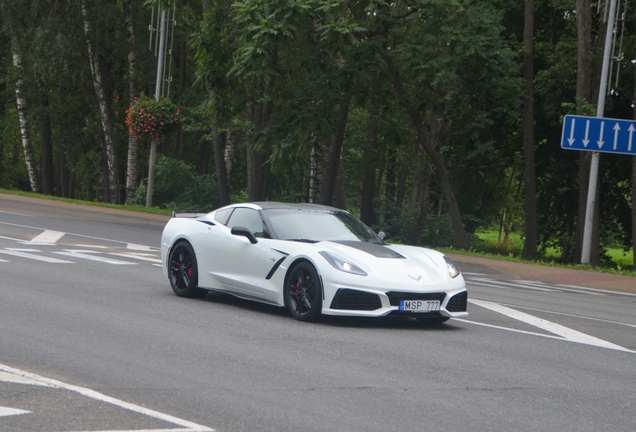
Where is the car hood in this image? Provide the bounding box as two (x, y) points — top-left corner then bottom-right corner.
(320, 241), (453, 286)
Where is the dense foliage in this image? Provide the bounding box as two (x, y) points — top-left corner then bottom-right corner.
(0, 0), (634, 268)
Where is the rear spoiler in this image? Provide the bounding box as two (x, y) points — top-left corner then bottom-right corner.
(171, 210), (207, 218)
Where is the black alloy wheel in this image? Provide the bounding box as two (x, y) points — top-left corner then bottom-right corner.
(169, 242), (206, 298)
(285, 262), (322, 322)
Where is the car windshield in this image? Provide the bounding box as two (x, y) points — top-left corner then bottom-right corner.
(263, 209), (382, 244)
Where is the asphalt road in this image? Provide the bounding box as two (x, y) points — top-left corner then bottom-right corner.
(1, 194), (635, 432)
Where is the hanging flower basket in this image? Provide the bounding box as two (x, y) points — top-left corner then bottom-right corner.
(125, 96), (182, 140)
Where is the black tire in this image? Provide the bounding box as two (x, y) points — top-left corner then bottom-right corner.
(285, 262), (322, 322)
(168, 242), (207, 298)
(416, 315), (450, 325)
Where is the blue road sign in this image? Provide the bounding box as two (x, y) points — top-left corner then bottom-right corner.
(561, 114), (636, 156)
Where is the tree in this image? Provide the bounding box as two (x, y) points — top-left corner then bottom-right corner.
(522, 0), (537, 260)
(80, 0), (120, 204)
(123, 0), (139, 204)
(374, 0), (520, 250)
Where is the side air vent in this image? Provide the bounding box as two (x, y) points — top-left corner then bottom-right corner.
(330, 289), (382, 311)
(446, 291), (468, 312)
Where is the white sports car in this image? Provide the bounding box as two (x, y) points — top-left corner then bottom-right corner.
(161, 202), (468, 323)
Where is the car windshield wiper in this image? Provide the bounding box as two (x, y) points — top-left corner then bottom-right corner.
(286, 238), (320, 243)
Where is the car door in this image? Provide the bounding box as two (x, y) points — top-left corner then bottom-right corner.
(207, 207), (270, 299)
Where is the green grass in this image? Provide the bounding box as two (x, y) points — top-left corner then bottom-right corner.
(464, 229), (636, 277)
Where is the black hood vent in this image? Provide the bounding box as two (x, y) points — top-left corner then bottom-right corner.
(333, 241), (405, 259)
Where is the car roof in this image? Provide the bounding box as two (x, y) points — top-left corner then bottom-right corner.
(249, 201), (344, 212)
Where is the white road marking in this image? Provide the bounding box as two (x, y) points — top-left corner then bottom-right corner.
(555, 283), (636, 297)
(0, 363), (214, 431)
(0, 210), (32, 217)
(467, 278), (557, 292)
(0, 371), (56, 386)
(0, 249), (73, 264)
(0, 406), (31, 418)
(128, 243), (153, 251)
(455, 319), (636, 354)
(466, 277), (609, 295)
(0, 221), (158, 251)
(499, 303), (636, 329)
(55, 250), (136, 265)
(469, 299), (632, 353)
(462, 272), (486, 276)
(27, 230), (65, 244)
(110, 252), (162, 264)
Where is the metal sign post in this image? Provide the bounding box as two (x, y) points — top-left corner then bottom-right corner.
(580, 0), (618, 265)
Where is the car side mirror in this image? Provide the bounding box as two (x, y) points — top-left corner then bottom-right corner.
(378, 231), (390, 241)
(231, 226), (258, 244)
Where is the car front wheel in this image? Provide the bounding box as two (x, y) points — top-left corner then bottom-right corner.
(168, 241), (206, 298)
(285, 262), (322, 322)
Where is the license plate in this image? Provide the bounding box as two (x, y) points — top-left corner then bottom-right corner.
(400, 300), (440, 313)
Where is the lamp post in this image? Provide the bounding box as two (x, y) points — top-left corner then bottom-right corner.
(146, 9), (167, 208)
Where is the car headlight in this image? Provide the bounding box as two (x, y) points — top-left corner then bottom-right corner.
(444, 256), (460, 278)
(319, 251), (367, 276)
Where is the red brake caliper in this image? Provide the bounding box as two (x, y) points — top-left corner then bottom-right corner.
(295, 281), (301, 300)
(187, 267), (193, 279)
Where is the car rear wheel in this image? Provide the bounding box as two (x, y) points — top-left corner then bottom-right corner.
(285, 262), (322, 322)
(169, 242), (206, 298)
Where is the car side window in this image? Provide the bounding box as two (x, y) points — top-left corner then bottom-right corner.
(214, 208), (233, 225)
(226, 208), (267, 238)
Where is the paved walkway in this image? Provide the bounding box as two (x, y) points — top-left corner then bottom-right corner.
(447, 253), (636, 294)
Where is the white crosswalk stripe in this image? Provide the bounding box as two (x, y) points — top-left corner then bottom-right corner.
(0, 249), (73, 264)
(110, 252), (163, 264)
(26, 230), (65, 244)
(54, 250), (137, 265)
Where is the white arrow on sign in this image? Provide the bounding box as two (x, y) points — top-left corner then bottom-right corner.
(613, 122), (620, 150)
(583, 120), (590, 147)
(568, 118), (576, 145)
(597, 121), (605, 148)
(0, 406), (31, 418)
(629, 124), (635, 151)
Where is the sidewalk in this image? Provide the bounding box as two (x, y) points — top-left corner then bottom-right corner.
(446, 253), (636, 294)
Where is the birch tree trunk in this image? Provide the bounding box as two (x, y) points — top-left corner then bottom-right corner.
(521, 0), (537, 260)
(224, 132), (234, 181)
(81, 0), (120, 204)
(309, 140), (322, 203)
(12, 49), (40, 193)
(123, 0), (139, 204)
(212, 131), (230, 206)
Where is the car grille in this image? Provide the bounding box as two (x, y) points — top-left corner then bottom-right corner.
(330, 289), (382, 311)
(446, 291), (467, 312)
(386, 291), (446, 307)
